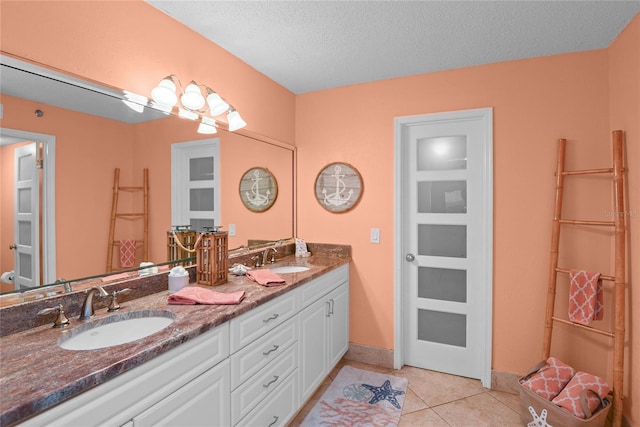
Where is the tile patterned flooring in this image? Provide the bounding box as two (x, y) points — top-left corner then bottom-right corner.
(289, 359), (523, 426)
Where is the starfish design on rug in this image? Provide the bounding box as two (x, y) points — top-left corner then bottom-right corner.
(361, 379), (405, 409)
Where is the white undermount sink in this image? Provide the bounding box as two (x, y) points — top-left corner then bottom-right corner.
(270, 265), (310, 274)
(59, 310), (175, 351)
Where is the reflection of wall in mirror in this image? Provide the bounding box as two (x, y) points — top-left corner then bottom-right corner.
(1, 94), (136, 281)
(133, 118), (293, 252)
(1, 94), (293, 283)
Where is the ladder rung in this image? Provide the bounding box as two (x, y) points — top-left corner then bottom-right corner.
(555, 267), (616, 282)
(115, 213), (146, 218)
(558, 219), (615, 226)
(562, 168), (613, 176)
(118, 186), (144, 191)
(551, 316), (614, 338)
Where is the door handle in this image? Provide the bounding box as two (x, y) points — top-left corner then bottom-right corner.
(9, 244), (17, 250)
(405, 253), (415, 262)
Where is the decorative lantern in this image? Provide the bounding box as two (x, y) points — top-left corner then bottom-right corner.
(167, 226), (198, 267)
(196, 231), (228, 286)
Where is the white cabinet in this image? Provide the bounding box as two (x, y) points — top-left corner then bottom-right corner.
(21, 263), (349, 427)
(132, 359), (230, 426)
(299, 265), (350, 403)
(21, 324), (229, 427)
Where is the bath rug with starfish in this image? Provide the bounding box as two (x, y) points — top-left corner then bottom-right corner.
(301, 365), (408, 427)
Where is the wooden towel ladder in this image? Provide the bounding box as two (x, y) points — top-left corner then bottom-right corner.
(106, 168), (149, 272)
(542, 130), (627, 427)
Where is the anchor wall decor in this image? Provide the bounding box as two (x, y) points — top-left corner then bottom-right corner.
(239, 167), (278, 212)
(315, 162), (363, 213)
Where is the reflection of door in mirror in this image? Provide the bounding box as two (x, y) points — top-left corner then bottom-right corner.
(0, 128), (56, 292)
(171, 139), (221, 233)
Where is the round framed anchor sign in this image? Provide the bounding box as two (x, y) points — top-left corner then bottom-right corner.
(314, 162), (363, 213)
(239, 167), (278, 212)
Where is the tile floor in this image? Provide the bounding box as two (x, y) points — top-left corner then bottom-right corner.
(289, 359), (524, 427)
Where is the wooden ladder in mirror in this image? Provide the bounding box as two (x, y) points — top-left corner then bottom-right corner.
(106, 168), (149, 272)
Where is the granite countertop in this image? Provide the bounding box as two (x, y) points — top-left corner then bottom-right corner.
(0, 254), (349, 426)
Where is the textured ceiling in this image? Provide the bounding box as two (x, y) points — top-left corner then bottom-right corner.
(146, 1), (639, 94)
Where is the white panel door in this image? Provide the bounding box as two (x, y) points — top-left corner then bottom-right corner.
(396, 108), (492, 385)
(171, 139), (220, 232)
(13, 143), (39, 289)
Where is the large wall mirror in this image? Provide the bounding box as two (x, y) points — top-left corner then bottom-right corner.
(0, 54), (294, 300)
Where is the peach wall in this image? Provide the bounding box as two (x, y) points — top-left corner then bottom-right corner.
(296, 16), (638, 423)
(0, 0), (295, 145)
(609, 14), (639, 426)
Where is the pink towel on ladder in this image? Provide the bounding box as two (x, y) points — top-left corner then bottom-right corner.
(568, 270), (604, 325)
(119, 240), (136, 268)
(246, 269), (286, 287)
(168, 286), (245, 305)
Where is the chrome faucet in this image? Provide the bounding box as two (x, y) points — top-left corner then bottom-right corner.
(262, 247), (278, 265)
(79, 286), (108, 320)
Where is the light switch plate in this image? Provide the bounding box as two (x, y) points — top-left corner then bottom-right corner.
(370, 228), (380, 244)
(229, 224), (236, 236)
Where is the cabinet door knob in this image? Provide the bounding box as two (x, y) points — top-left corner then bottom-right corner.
(405, 253), (415, 262)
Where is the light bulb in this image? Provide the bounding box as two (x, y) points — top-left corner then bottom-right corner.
(206, 91), (230, 116)
(151, 77), (177, 107)
(181, 81), (205, 110)
(227, 109), (247, 131)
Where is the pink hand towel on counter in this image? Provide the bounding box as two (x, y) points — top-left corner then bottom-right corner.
(246, 269), (286, 287)
(168, 286), (245, 305)
(568, 270), (603, 325)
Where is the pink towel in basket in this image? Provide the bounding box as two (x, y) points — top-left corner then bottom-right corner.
(521, 357), (575, 401)
(168, 286), (245, 305)
(246, 269), (286, 287)
(552, 371), (610, 419)
(119, 240), (136, 268)
(568, 270), (604, 325)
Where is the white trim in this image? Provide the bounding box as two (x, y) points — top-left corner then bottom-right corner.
(1, 127), (56, 284)
(393, 108), (493, 387)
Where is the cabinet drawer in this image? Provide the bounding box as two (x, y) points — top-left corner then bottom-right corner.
(230, 316), (298, 390)
(235, 369), (298, 427)
(230, 290), (298, 352)
(299, 264), (349, 307)
(231, 343), (297, 425)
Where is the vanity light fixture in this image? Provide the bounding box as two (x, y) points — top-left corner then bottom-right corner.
(151, 75), (246, 133)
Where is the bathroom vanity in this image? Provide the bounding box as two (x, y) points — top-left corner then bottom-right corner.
(0, 255), (350, 426)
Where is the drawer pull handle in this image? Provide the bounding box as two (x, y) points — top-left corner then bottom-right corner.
(268, 416), (279, 427)
(326, 301), (331, 317)
(329, 298), (335, 315)
(263, 375), (279, 388)
(263, 313), (279, 323)
(263, 345), (280, 356)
